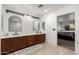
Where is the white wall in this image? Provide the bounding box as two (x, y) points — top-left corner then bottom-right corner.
(0, 4), (2, 54)
(75, 7), (79, 54)
(2, 5), (36, 35)
(0, 5), (2, 33)
(42, 13), (57, 46)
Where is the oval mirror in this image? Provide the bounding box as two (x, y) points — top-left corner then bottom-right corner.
(33, 20), (40, 33)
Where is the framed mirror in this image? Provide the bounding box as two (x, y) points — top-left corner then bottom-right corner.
(42, 21), (45, 31)
(33, 20), (40, 33)
(9, 16), (22, 32)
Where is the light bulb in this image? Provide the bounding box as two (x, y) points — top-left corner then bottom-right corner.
(44, 9), (47, 13)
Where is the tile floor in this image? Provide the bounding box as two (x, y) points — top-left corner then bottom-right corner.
(9, 43), (76, 55)
(58, 39), (75, 51)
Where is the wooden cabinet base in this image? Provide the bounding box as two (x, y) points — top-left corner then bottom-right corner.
(1, 34), (45, 55)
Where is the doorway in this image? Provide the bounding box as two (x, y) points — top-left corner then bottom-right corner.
(57, 12), (75, 51)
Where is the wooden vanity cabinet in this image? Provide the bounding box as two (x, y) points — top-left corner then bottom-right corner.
(1, 37), (28, 55)
(1, 34), (45, 55)
(1, 38), (15, 54)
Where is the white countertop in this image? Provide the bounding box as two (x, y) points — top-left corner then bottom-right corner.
(0, 33), (45, 39)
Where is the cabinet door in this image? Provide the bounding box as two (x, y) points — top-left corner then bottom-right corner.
(19, 36), (28, 48)
(14, 37), (20, 50)
(41, 34), (45, 42)
(1, 38), (15, 54)
(27, 35), (35, 46)
(14, 36), (28, 50)
(34, 34), (45, 44)
(23, 36), (28, 47)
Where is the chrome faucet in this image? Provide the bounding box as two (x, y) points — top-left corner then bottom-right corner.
(13, 32), (19, 36)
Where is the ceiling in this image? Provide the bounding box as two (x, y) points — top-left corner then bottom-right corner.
(3, 4), (69, 17)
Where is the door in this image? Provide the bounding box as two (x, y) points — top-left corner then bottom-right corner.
(45, 14), (57, 46)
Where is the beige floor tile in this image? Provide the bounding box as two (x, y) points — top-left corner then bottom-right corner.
(9, 43), (75, 55)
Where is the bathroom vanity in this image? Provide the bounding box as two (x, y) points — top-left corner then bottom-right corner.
(1, 33), (45, 55)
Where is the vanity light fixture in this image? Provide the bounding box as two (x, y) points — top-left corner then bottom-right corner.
(6, 9), (40, 19)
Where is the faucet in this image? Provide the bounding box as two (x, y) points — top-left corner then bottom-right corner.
(13, 32), (19, 36)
